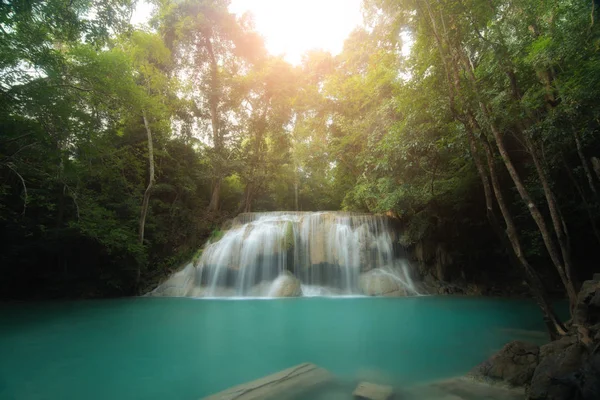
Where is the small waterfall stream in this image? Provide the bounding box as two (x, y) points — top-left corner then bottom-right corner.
(151, 212), (419, 298)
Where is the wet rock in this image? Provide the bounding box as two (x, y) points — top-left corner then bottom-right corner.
(579, 353), (600, 400)
(574, 279), (600, 326)
(353, 382), (394, 400)
(148, 264), (195, 297)
(539, 335), (577, 362)
(268, 271), (302, 297)
(528, 342), (586, 400)
(359, 270), (407, 296)
(467, 340), (539, 388)
(413, 377), (525, 400)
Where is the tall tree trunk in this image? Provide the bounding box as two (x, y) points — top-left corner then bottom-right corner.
(243, 184), (253, 213)
(458, 51), (578, 310)
(480, 136), (565, 337)
(522, 133), (579, 300)
(421, 0), (569, 325)
(561, 154), (600, 246)
(573, 129), (598, 196)
(294, 180), (299, 211)
(592, 157), (600, 181)
(205, 35), (222, 213)
(463, 114), (565, 337)
(137, 110), (155, 288)
(237, 183), (254, 214)
(209, 177), (221, 213)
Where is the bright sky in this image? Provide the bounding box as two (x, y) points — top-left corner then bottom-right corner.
(229, 0), (363, 64)
(132, 0), (364, 65)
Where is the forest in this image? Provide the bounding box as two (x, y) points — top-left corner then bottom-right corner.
(1, 0), (599, 320)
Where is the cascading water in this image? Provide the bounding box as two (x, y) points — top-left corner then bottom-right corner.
(150, 212), (419, 298)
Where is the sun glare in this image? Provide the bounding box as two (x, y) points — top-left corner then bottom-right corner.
(229, 0), (364, 65)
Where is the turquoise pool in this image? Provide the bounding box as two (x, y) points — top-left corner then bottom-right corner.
(0, 296), (555, 399)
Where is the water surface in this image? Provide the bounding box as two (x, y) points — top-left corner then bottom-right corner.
(0, 296), (553, 400)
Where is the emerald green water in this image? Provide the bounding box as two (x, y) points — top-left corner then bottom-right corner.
(0, 296), (553, 400)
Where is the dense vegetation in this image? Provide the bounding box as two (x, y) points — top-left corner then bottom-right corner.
(1, 0), (599, 320)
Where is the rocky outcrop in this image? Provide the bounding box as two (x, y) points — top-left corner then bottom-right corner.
(528, 342), (587, 400)
(463, 275), (600, 400)
(468, 341), (540, 388)
(268, 271), (302, 297)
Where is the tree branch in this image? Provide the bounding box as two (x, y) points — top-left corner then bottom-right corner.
(5, 162), (27, 215)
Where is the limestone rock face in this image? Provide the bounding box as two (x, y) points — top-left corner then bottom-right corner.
(268, 271), (302, 297)
(468, 340), (540, 388)
(359, 270), (407, 296)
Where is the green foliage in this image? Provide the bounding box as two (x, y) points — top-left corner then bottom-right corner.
(2, 0), (599, 299)
(209, 229), (225, 243)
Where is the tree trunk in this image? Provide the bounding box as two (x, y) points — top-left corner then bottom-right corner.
(424, 0), (573, 322)
(592, 157), (600, 181)
(294, 180), (299, 212)
(573, 129), (598, 196)
(561, 154), (600, 246)
(208, 177), (221, 213)
(421, 0), (568, 327)
(480, 135), (565, 337)
(237, 183), (254, 214)
(457, 51), (578, 310)
(205, 35), (223, 213)
(243, 184), (253, 213)
(137, 110), (155, 288)
(523, 133), (579, 301)
(463, 114), (565, 337)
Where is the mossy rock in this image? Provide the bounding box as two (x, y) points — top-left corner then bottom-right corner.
(192, 248), (203, 267)
(209, 229), (225, 243)
(282, 221), (294, 251)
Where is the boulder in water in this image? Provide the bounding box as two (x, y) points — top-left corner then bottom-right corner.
(268, 271), (302, 297)
(467, 340), (539, 388)
(359, 269), (408, 296)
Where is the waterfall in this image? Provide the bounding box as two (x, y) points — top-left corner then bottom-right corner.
(150, 212), (419, 298)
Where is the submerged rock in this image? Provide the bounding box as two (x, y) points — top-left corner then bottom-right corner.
(467, 340), (540, 388)
(202, 362), (333, 400)
(353, 381), (394, 400)
(409, 377), (525, 400)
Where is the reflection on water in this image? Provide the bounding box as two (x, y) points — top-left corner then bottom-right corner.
(0, 296), (554, 400)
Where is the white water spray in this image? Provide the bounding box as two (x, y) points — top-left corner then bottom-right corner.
(151, 212), (419, 298)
